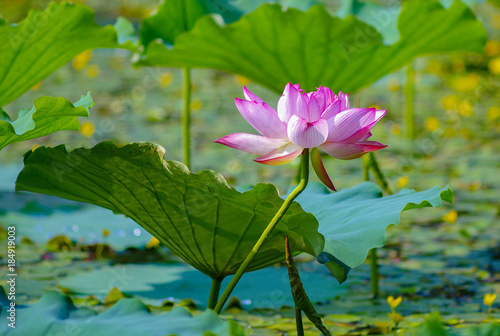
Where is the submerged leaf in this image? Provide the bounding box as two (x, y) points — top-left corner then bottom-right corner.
(293, 182), (453, 283)
(0, 2), (134, 106)
(16, 142), (324, 280)
(0, 93), (93, 150)
(0, 291), (245, 335)
(137, 1), (486, 93)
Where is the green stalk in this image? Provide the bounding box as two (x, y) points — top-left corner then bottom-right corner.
(214, 149), (310, 314)
(182, 67), (192, 169)
(367, 152), (392, 196)
(370, 248), (379, 299)
(295, 308), (305, 336)
(207, 278), (222, 310)
(405, 62), (415, 140)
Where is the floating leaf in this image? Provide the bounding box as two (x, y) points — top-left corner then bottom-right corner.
(0, 2), (134, 106)
(137, 1), (486, 93)
(0, 291), (245, 336)
(293, 182), (453, 283)
(0, 93), (93, 151)
(16, 142), (324, 280)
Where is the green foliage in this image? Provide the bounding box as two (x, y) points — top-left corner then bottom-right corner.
(0, 2), (133, 107)
(0, 93), (93, 151)
(294, 182), (453, 283)
(137, 0), (486, 93)
(0, 291), (245, 335)
(15, 142), (324, 280)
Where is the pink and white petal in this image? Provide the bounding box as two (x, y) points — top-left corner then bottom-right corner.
(321, 100), (341, 120)
(243, 86), (264, 103)
(320, 141), (387, 160)
(277, 83), (308, 122)
(235, 98), (288, 139)
(341, 109), (386, 142)
(287, 115), (329, 148)
(307, 96), (322, 122)
(338, 92), (350, 110)
(254, 143), (303, 165)
(214, 133), (287, 155)
(311, 147), (336, 191)
(326, 108), (377, 142)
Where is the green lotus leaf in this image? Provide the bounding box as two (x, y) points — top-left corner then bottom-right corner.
(0, 93), (93, 151)
(140, 0), (243, 47)
(0, 2), (134, 107)
(293, 182), (453, 283)
(0, 291), (245, 336)
(15, 142), (324, 280)
(137, 0), (486, 93)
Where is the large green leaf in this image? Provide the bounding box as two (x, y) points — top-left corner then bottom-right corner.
(137, 0), (487, 93)
(0, 93), (93, 150)
(0, 291), (245, 336)
(15, 142), (324, 280)
(0, 2), (133, 107)
(140, 0), (243, 47)
(293, 182), (453, 283)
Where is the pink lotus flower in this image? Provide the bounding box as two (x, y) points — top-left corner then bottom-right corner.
(215, 83), (387, 190)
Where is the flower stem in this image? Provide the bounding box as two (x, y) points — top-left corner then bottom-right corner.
(207, 278), (222, 310)
(213, 149), (310, 314)
(182, 67), (192, 169)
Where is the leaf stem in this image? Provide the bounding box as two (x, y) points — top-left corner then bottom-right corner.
(367, 152), (392, 196)
(182, 67), (192, 169)
(295, 308), (305, 336)
(207, 278), (222, 310)
(370, 248), (379, 299)
(405, 63), (415, 140)
(213, 149), (310, 314)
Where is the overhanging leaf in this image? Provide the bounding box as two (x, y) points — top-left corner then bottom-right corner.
(137, 0), (487, 93)
(293, 182), (453, 283)
(15, 142), (324, 280)
(0, 93), (93, 150)
(0, 291), (245, 336)
(0, 2), (134, 107)
(140, 0), (243, 47)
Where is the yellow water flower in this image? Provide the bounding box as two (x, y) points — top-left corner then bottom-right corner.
(390, 123), (401, 135)
(79, 122), (95, 138)
(159, 72), (174, 87)
(484, 293), (496, 307)
(452, 73), (479, 92)
(146, 237), (160, 249)
(425, 117), (440, 132)
(485, 40), (500, 57)
(85, 64), (100, 78)
(452, 59), (465, 73)
(387, 296), (402, 310)
(458, 100), (473, 117)
(397, 176), (409, 188)
(189, 99), (202, 112)
(374, 321), (390, 335)
(31, 82), (41, 91)
(489, 57), (500, 75)
(72, 50), (92, 71)
(488, 106), (500, 120)
(427, 59), (442, 74)
(442, 95), (459, 110)
(102, 229), (110, 237)
(388, 312), (405, 324)
(443, 210), (457, 223)
(387, 77), (400, 91)
(235, 75), (251, 86)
